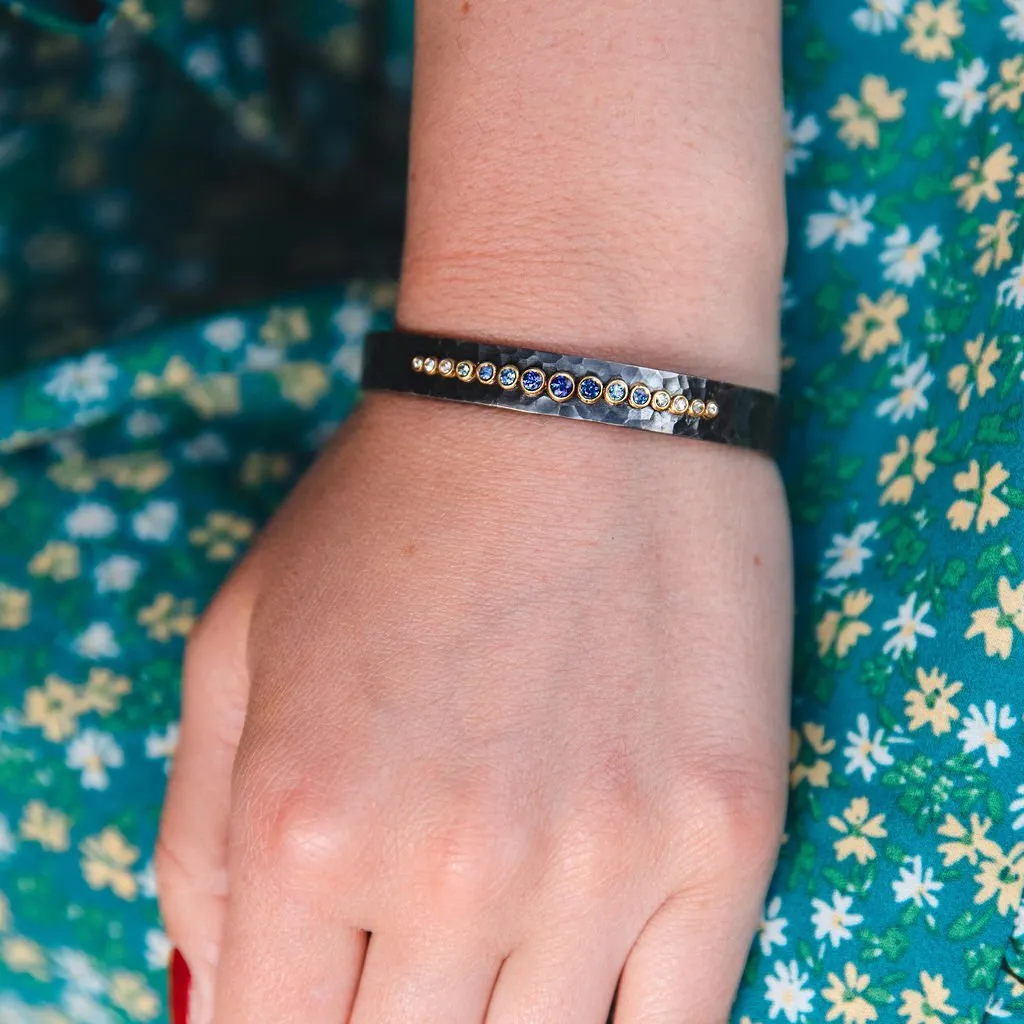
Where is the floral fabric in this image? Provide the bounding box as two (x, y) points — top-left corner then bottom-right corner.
(0, 0), (1023, 1022)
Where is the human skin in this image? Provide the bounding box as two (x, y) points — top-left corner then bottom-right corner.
(155, 2), (792, 1022)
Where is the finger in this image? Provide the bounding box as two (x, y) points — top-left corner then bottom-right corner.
(612, 889), (764, 1024)
(484, 922), (629, 1024)
(347, 931), (501, 1024)
(155, 557), (260, 1024)
(211, 873), (367, 1024)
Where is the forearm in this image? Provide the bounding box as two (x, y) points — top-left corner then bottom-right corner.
(397, 0), (785, 391)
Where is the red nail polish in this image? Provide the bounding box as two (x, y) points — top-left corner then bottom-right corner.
(169, 948), (191, 1024)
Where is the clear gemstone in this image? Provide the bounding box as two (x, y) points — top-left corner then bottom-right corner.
(411, 356), (424, 371)
(669, 395), (688, 414)
(704, 400), (719, 419)
(456, 360), (474, 378)
(423, 357), (437, 374)
(690, 399), (706, 417)
(439, 358), (455, 375)
(652, 390), (671, 410)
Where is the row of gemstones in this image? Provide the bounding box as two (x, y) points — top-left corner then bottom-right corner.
(410, 355), (719, 418)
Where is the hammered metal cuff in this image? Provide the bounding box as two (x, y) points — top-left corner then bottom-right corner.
(361, 330), (778, 454)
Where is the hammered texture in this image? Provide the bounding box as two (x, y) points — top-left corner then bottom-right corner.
(361, 331), (778, 453)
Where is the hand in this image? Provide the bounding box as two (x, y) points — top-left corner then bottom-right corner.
(156, 389), (793, 1024)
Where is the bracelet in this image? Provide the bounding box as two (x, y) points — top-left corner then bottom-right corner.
(360, 330), (778, 454)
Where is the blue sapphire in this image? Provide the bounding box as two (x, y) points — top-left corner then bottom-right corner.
(521, 369), (545, 393)
(629, 385), (652, 408)
(499, 366), (519, 388)
(579, 376), (603, 402)
(477, 362), (496, 383)
(605, 380), (627, 404)
(548, 372), (575, 401)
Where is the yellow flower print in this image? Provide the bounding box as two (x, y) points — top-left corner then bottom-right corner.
(946, 334), (1001, 410)
(937, 812), (1000, 867)
(0, 891), (9, 931)
(988, 55), (1024, 114)
(182, 374), (241, 419)
(240, 452), (293, 487)
(952, 143), (1018, 212)
(816, 590), (873, 659)
(116, 0), (155, 32)
(1, 936), (48, 981)
(0, 583), (30, 630)
(1018, 171), (1024, 199)
(965, 576), (1024, 659)
(47, 452), (101, 493)
(97, 452), (172, 492)
(822, 962), (877, 1024)
(0, 470), (17, 508)
(132, 355), (195, 398)
(898, 972), (956, 1023)
(28, 541), (81, 582)
(904, 667), (962, 735)
(138, 594), (196, 642)
(80, 826), (139, 899)
(829, 75), (906, 150)
(877, 429), (937, 505)
(260, 306), (312, 347)
(23, 674), (82, 742)
(829, 796), (888, 865)
(189, 511), (254, 561)
(973, 211), (1018, 277)
(275, 362), (330, 410)
(902, 0), (963, 60)
(973, 841), (1024, 917)
(790, 722), (836, 789)
(324, 24), (365, 74)
(110, 971), (160, 1022)
(946, 460), (1011, 534)
(79, 667), (132, 716)
(842, 290), (909, 360)
(19, 800), (71, 852)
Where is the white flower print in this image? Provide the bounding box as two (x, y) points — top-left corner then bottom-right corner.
(824, 521), (878, 579)
(53, 948), (107, 995)
(94, 555), (141, 593)
(937, 59), (989, 126)
(0, 813), (15, 859)
(806, 192), (875, 251)
(203, 316), (246, 351)
(65, 502), (118, 539)
(986, 996), (1012, 1020)
(136, 860), (158, 899)
(73, 622), (120, 660)
(875, 353), (934, 422)
(182, 432), (231, 463)
(882, 593), (936, 658)
(66, 729), (124, 790)
(1002, 0), (1024, 41)
(997, 260), (1024, 309)
(892, 854), (943, 907)
(132, 500), (179, 542)
(851, 0), (906, 33)
(784, 109), (820, 175)
(125, 409), (166, 439)
(810, 891), (864, 948)
(765, 960), (814, 1022)
(43, 352), (117, 406)
(184, 43), (224, 83)
(758, 896), (789, 956)
(145, 929), (172, 971)
(1010, 784), (1024, 830)
(61, 991), (117, 1024)
(880, 224), (942, 286)
(843, 712), (895, 781)
(332, 300), (372, 343)
(145, 722), (179, 772)
(957, 701), (1016, 767)
(245, 344), (284, 370)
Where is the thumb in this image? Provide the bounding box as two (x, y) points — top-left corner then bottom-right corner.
(156, 556), (259, 1024)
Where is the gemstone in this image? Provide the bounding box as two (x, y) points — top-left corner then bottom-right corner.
(628, 384), (652, 409)
(498, 365), (519, 389)
(477, 362), (497, 383)
(456, 360), (475, 379)
(548, 372), (575, 401)
(423, 357), (438, 374)
(411, 356), (424, 372)
(605, 379), (628, 405)
(669, 395), (689, 415)
(439, 358), (455, 376)
(704, 400), (719, 419)
(689, 399), (706, 417)
(651, 389), (671, 411)
(578, 376), (603, 403)
(521, 368), (545, 394)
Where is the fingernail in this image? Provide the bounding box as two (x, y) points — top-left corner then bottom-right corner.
(169, 949), (191, 1024)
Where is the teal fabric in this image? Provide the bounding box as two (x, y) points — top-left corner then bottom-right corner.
(0, 1), (1023, 1022)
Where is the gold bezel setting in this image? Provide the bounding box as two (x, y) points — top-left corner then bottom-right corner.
(438, 357), (456, 377)
(547, 372), (576, 402)
(498, 364), (520, 390)
(422, 356), (438, 375)
(578, 375), (604, 404)
(689, 399), (706, 417)
(476, 361), (497, 384)
(628, 384), (653, 409)
(669, 395), (689, 415)
(411, 356), (424, 372)
(704, 400), (719, 419)
(520, 367), (547, 396)
(651, 389), (671, 411)
(455, 360), (475, 380)
(604, 379), (628, 406)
